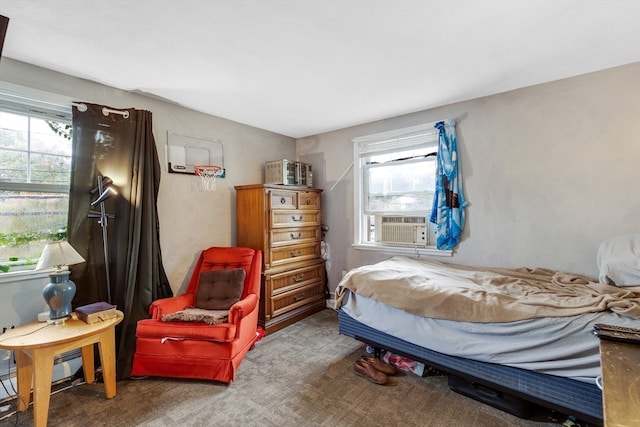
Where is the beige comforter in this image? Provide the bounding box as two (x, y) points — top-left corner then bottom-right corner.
(335, 256), (640, 322)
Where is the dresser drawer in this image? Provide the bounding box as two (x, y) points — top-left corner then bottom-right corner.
(267, 262), (325, 296)
(270, 226), (322, 247)
(270, 210), (321, 228)
(297, 190), (321, 210)
(269, 281), (325, 318)
(269, 242), (321, 267)
(269, 189), (298, 210)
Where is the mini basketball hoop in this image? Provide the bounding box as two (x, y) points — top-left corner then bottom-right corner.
(194, 165), (223, 191)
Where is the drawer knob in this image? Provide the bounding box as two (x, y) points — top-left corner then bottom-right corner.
(292, 215), (303, 222)
(280, 197), (286, 204)
(306, 198), (311, 205)
(293, 293), (305, 302)
(290, 250), (302, 257)
(290, 232), (302, 239)
(292, 273), (305, 282)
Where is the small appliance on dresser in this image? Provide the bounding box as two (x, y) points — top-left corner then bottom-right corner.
(235, 183), (326, 334)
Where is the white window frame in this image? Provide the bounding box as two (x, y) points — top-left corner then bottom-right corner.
(0, 82), (73, 277)
(352, 122), (452, 257)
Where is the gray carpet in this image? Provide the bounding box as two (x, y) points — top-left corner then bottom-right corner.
(1, 309), (576, 426)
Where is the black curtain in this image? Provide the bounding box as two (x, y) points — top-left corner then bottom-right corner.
(68, 103), (172, 379)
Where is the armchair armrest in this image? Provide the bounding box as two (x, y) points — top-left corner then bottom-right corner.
(228, 293), (258, 324)
(149, 294), (194, 319)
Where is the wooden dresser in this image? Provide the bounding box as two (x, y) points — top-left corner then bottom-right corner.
(599, 339), (640, 426)
(235, 184), (326, 334)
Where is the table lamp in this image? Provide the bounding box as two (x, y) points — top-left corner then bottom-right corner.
(35, 241), (86, 323)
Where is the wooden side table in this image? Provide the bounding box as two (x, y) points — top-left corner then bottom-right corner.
(0, 311), (124, 427)
(599, 339), (640, 427)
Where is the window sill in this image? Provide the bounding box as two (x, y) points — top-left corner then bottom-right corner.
(0, 268), (52, 285)
(352, 243), (452, 257)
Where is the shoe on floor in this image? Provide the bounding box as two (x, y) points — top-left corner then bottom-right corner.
(360, 356), (397, 376)
(353, 360), (388, 385)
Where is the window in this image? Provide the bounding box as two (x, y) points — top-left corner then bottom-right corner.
(353, 122), (450, 256)
(0, 83), (72, 272)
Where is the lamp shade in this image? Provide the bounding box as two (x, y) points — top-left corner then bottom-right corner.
(89, 176), (113, 195)
(90, 186), (117, 207)
(36, 241), (86, 271)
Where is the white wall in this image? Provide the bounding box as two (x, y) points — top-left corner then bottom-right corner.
(297, 63), (640, 293)
(0, 58), (296, 319)
(1, 59), (639, 314)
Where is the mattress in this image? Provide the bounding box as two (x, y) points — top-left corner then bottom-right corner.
(339, 289), (640, 383)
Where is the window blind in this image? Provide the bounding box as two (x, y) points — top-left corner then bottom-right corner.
(0, 81), (71, 121)
(355, 122), (439, 157)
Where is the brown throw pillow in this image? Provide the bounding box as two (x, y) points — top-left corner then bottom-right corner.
(195, 268), (246, 310)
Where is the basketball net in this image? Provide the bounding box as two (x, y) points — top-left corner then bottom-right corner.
(194, 165), (222, 191)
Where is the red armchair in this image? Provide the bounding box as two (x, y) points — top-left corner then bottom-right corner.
(131, 246), (262, 383)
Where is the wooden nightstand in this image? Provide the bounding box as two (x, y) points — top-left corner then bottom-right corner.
(599, 339), (640, 426)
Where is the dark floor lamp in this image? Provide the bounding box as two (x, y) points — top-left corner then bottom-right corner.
(88, 176), (117, 304)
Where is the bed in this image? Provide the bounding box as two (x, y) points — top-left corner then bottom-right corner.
(335, 234), (640, 425)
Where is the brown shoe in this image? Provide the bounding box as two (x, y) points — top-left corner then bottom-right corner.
(353, 360), (388, 385)
(360, 356), (397, 376)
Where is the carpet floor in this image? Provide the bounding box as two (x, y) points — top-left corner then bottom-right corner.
(0, 309), (590, 426)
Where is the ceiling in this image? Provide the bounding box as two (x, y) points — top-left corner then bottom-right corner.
(2, 1), (639, 138)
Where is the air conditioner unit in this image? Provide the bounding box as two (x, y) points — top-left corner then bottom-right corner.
(374, 215), (430, 246)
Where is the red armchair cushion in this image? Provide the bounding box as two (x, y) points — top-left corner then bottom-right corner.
(196, 268), (245, 310)
(136, 318), (237, 342)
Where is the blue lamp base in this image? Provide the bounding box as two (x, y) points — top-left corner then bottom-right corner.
(42, 271), (76, 324)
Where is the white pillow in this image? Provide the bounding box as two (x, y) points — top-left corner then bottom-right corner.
(597, 233), (640, 287)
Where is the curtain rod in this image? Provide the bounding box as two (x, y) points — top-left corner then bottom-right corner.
(71, 102), (130, 119)
(71, 102), (87, 112)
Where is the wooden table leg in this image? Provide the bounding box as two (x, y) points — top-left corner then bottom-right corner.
(31, 348), (55, 427)
(97, 327), (117, 398)
(14, 350), (33, 412)
(80, 343), (95, 383)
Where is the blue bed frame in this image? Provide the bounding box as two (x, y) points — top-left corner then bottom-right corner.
(338, 309), (603, 425)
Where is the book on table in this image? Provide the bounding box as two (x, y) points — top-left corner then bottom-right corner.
(76, 301), (117, 324)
